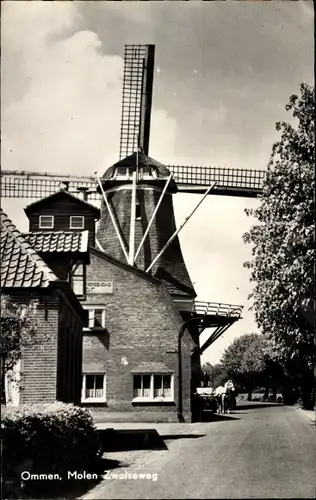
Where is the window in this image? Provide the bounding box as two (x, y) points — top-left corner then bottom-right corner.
(138, 166), (155, 180)
(82, 306), (106, 330)
(70, 263), (85, 297)
(132, 374), (173, 401)
(70, 216), (84, 229)
(39, 215), (54, 229)
(81, 374), (106, 402)
(135, 204), (142, 221)
(115, 167), (129, 179)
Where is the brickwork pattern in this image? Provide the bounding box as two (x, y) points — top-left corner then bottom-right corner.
(7, 289), (83, 405)
(81, 249), (195, 422)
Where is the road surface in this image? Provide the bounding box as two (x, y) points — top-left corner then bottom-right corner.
(84, 404), (316, 499)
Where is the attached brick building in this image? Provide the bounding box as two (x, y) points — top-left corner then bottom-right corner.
(81, 248), (195, 422)
(19, 187), (200, 422)
(1, 209), (85, 405)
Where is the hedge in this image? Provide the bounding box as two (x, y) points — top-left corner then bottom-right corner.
(2, 402), (102, 481)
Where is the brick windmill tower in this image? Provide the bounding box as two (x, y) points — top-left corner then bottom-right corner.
(1, 44), (266, 355)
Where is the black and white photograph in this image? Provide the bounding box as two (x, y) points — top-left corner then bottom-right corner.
(1, 1), (315, 499)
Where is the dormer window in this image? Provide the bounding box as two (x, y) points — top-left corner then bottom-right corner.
(39, 215), (54, 229)
(115, 167), (129, 179)
(70, 216), (84, 229)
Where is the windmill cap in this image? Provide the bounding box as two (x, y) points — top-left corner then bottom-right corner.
(99, 152), (177, 193)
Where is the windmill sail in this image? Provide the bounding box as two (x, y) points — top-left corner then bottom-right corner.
(0, 166), (265, 200)
(119, 45), (155, 159)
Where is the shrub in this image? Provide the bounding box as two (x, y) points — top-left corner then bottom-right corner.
(1, 402), (102, 480)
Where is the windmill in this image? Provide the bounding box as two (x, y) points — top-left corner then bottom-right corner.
(1, 44), (266, 353)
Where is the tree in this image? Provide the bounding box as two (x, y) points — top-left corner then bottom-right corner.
(243, 83), (315, 408)
(221, 333), (271, 400)
(0, 295), (38, 403)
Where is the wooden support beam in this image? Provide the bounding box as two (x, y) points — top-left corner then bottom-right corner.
(129, 171), (137, 265)
(146, 182), (216, 273)
(134, 173), (173, 264)
(97, 177), (129, 264)
(200, 323), (232, 354)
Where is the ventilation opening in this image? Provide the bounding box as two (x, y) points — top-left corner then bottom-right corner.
(136, 204), (142, 221)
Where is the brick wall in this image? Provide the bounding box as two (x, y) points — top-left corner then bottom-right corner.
(5, 288), (83, 405)
(81, 249), (195, 422)
(15, 291), (60, 404)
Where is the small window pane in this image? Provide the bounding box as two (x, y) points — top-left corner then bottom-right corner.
(95, 375), (104, 397)
(143, 375), (151, 389)
(39, 216), (54, 228)
(154, 375), (162, 390)
(95, 375), (104, 390)
(117, 167), (128, 177)
(88, 310), (94, 328)
(143, 375), (151, 397)
(133, 375), (142, 398)
(72, 277), (84, 296)
(86, 375), (94, 389)
(134, 375), (141, 389)
(163, 375), (171, 397)
(136, 204), (142, 220)
(85, 375), (94, 398)
(72, 264), (84, 276)
(163, 375), (171, 389)
(70, 216), (84, 229)
(154, 375), (163, 398)
(94, 310), (104, 327)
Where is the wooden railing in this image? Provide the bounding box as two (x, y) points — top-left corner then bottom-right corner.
(193, 301), (243, 318)
(173, 299), (243, 318)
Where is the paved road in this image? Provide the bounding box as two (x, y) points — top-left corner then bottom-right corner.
(84, 405), (316, 499)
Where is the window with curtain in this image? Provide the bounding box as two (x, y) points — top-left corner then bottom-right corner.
(133, 374), (172, 400)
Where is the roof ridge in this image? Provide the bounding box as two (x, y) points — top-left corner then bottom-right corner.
(1, 209), (58, 283)
(24, 190), (100, 216)
(90, 246), (163, 286)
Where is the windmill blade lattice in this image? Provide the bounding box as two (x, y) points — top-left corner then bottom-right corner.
(0, 166), (266, 200)
(119, 45), (155, 159)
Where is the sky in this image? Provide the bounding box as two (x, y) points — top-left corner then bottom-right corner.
(1, 0), (314, 365)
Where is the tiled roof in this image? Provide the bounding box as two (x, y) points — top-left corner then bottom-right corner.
(23, 231), (89, 253)
(1, 209), (58, 288)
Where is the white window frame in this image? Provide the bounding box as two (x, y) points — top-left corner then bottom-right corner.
(39, 215), (54, 229)
(132, 373), (174, 402)
(81, 373), (106, 403)
(70, 216), (85, 229)
(82, 305), (106, 331)
(138, 166), (155, 180)
(114, 167), (129, 180)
